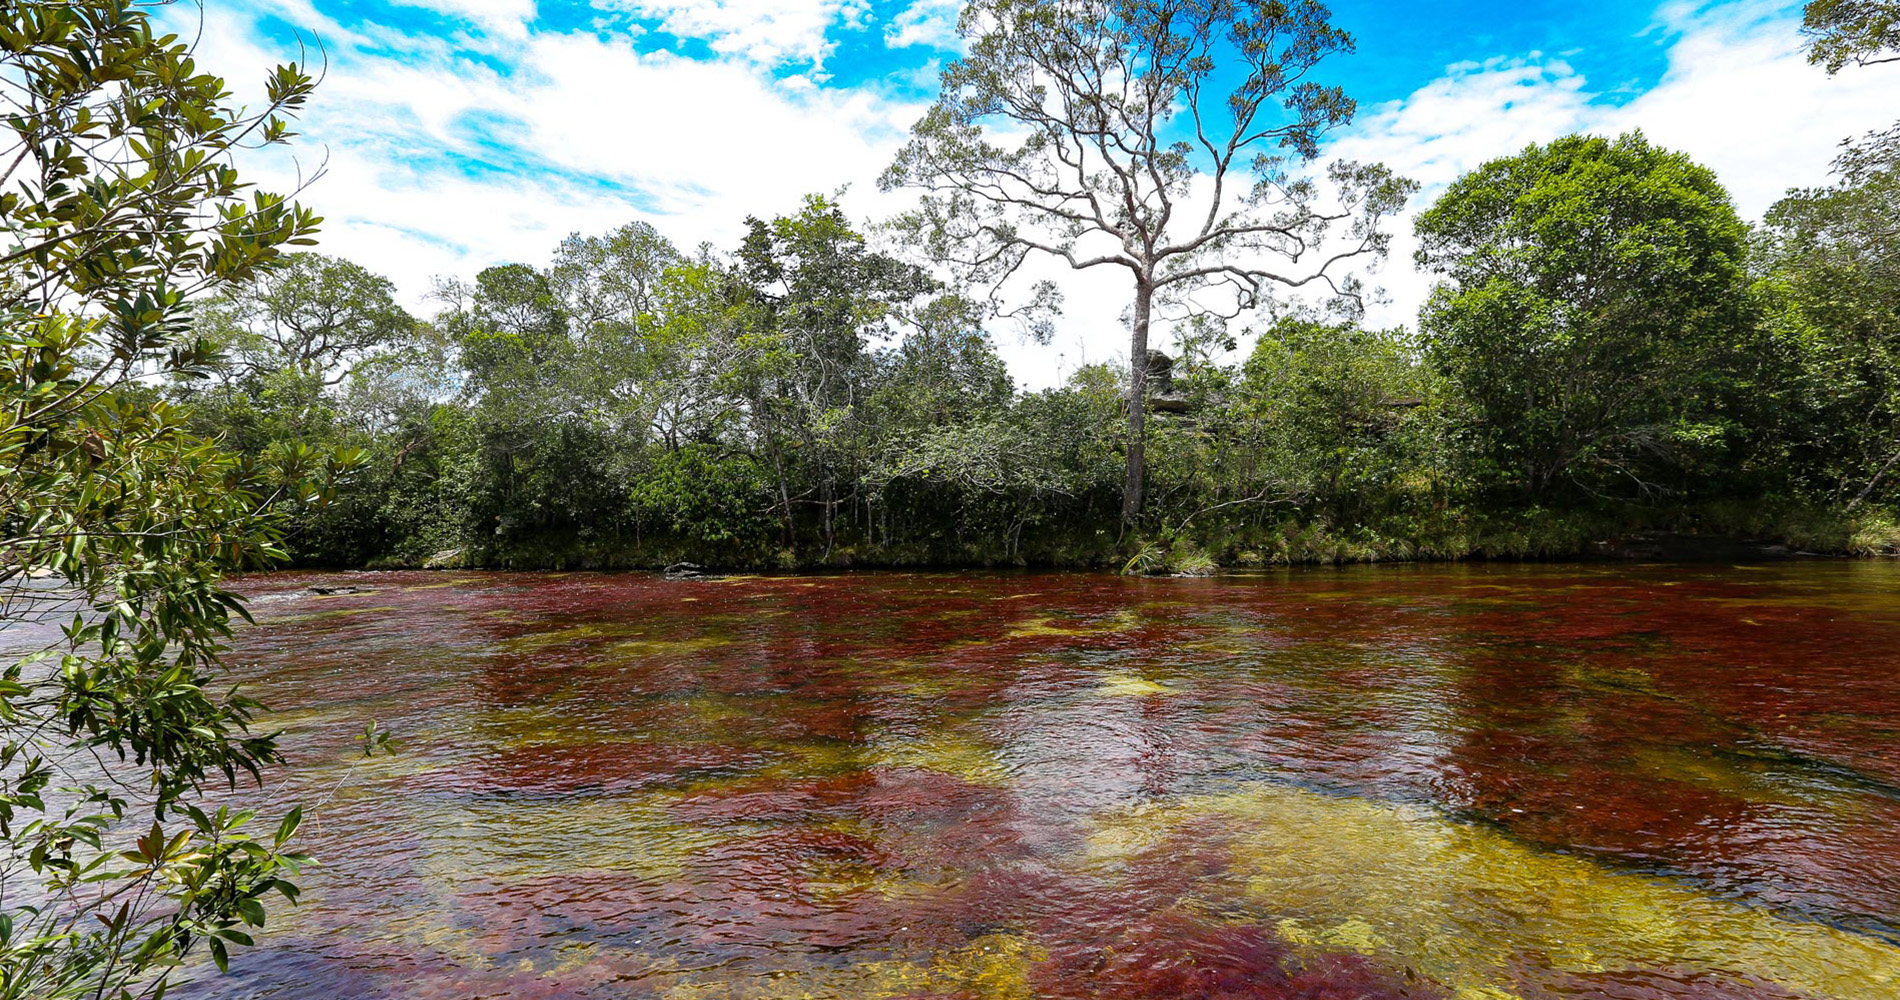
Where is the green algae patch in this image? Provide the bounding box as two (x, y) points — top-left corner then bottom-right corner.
(1628, 744), (1863, 812)
(606, 635), (731, 660)
(654, 933), (1044, 1000)
(258, 604), (402, 625)
(866, 660), (994, 700)
(494, 621), (636, 652)
(1702, 592), (1900, 616)
(248, 694), (420, 737)
(1082, 784), (1900, 1000)
(1003, 616), (1091, 639)
(1564, 661), (1669, 698)
(873, 729), (1013, 786)
(418, 793), (748, 884)
(489, 623), (733, 664)
(1005, 608), (1141, 639)
(456, 701), (608, 750)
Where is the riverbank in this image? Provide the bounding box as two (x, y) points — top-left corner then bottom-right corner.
(347, 505), (1900, 573)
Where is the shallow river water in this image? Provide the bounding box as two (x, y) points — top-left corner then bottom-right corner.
(162, 564), (1900, 999)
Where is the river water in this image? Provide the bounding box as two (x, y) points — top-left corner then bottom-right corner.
(158, 564), (1900, 999)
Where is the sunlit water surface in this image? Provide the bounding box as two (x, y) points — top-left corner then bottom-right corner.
(122, 565), (1900, 998)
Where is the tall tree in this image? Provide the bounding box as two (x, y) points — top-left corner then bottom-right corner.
(0, 2), (342, 997)
(1799, 0), (1899, 270)
(736, 195), (936, 549)
(548, 221), (681, 338)
(1239, 312), (1441, 520)
(639, 254), (756, 450)
(545, 223), (685, 434)
(443, 263), (573, 394)
(437, 264), (613, 539)
(881, 0), (1414, 521)
(196, 253), (416, 385)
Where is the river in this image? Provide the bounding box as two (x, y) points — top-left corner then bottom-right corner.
(158, 564), (1900, 999)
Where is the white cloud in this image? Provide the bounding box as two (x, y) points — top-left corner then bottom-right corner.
(604, 0), (871, 69)
(885, 0), (962, 50)
(179, 0), (1898, 390)
(183, 1), (927, 322)
(1606, 0), (1895, 215)
(508, 35), (910, 218)
(389, 0), (537, 39)
(1323, 0), (1897, 334)
(1330, 56), (1596, 192)
(1320, 54), (1601, 333)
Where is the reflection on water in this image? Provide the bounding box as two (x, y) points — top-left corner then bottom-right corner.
(160, 564), (1900, 999)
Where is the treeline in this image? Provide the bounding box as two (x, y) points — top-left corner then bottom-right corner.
(170, 132), (1900, 570)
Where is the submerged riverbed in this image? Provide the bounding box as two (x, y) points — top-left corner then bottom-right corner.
(165, 564), (1900, 999)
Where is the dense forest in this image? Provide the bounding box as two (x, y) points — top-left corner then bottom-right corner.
(81, 0), (1888, 574)
(173, 126), (1900, 571)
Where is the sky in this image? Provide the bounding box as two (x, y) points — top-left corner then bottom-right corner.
(177, 0), (1898, 389)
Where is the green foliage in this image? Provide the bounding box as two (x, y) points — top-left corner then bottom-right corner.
(869, 295), (1013, 428)
(0, 3), (345, 996)
(882, 0), (1416, 520)
(195, 253), (416, 385)
(449, 263), (574, 393)
(1415, 131), (1758, 502)
(153, 130), (1900, 574)
(174, 250), (445, 565)
(1238, 314), (1448, 523)
(1802, 0), (1900, 72)
(629, 446), (773, 546)
(129, 68), (1899, 579)
(548, 220), (679, 340)
(231, 154), (1900, 572)
(1755, 124), (1900, 510)
(733, 195), (944, 551)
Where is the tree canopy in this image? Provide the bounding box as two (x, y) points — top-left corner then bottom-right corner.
(1803, 0), (1900, 72)
(197, 253), (416, 385)
(1414, 132), (1756, 501)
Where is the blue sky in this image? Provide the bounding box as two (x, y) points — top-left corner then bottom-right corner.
(226, 0), (1680, 105)
(182, 0), (1896, 386)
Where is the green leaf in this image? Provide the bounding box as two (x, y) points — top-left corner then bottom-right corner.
(273, 805), (301, 847)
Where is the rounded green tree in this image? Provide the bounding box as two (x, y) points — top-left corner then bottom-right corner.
(1414, 131), (1755, 502)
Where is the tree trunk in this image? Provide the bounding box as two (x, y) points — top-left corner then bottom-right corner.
(770, 445), (794, 548)
(1123, 278), (1153, 523)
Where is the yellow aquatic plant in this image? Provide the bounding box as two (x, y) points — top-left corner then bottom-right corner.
(873, 728), (1014, 786)
(1004, 608), (1142, 639)
(607, 635), (733, 660)
(401, 577), (485, 590)
(1096, 674), (1172, 697)
(1084, 784), (1900, 1000)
